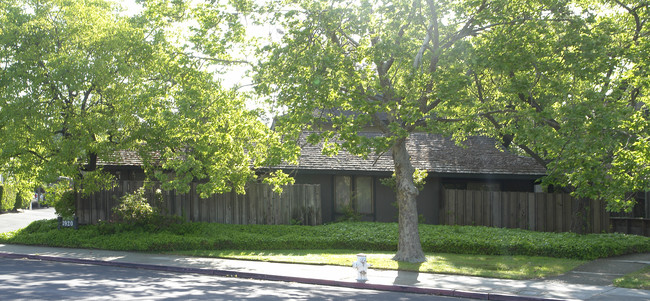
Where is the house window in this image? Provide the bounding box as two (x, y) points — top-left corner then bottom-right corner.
(335, 175), (373, 214)
(355, 176), (373, 214)
(335, 176), (352, 213)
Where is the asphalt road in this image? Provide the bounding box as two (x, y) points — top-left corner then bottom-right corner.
(0, 258), (473, 301)
(0, 207), (57, 233)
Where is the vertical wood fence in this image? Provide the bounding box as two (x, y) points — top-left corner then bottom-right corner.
(442, 189), (610, 233)
(610, 218), (650, 236)
(77, 181), (321, 226)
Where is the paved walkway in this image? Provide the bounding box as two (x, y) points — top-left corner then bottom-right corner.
(1, 209), (649, 300)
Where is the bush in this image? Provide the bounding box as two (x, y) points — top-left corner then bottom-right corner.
(39, 193), (54, 207)
(0, 185), (4, 212)
(12, 192), (29, 211)
(1, 184), (19, 212)
(54, 190), (76, 218)
(22, 219), (58, 233)
(335, 205), (362, 222)
(113, 188), (159, 224)
(110, 187), (180, 231)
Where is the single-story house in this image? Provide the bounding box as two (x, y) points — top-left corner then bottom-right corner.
(89, 129), (650, 235)
(98, 150), (149, 182)
(97, 132), (547, 225)
(273, 131), (547, 224)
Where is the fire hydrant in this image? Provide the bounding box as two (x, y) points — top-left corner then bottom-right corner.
(352, 253), (370, 282)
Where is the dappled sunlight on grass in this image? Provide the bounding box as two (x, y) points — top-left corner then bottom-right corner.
(173, 249), (584, 280)
(614, 266), (650, 289)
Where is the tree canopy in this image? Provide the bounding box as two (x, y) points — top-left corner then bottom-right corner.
(0, 0), (290, 198)
(255, 0), (649, 262)
(1, 0), (647, 263)
(469, 0), (649, 213)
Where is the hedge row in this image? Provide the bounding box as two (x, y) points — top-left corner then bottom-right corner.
(0, 185), (5, 211)
(2, 220), (649, 260)
(0, 184), (14, 212)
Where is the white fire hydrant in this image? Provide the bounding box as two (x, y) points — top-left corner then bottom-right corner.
(352, 253), (370, 282)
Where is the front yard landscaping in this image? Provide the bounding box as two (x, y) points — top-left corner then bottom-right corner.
(177, 249), (583, 279)
(1, 219), (648, 280)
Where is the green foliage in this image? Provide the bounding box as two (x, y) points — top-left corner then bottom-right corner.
(21, 219), (58, 233)
(39, 194), (53, 207)
(0, 185), (4, 212)
(418, 214), (426, 224)
(261, 171), (296, 194)
(380, 169), (428, 192)
(109, 187), (182, 232)
(0, 176), (36, 212)
(0, 0), (292, 200)
(3, 221), (649, 261)
(112, 188), (160, 225)
(335, 205), (362, 222)
(12, 193), (26, 211)
(54, 190), (76, 218)
(252, 0), (650, 261)
(465, 1), (650, 211)
(0, 184), (14, 212)
(614, 265), (650, 290)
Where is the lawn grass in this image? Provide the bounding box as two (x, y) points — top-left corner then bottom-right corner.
(614, 265), (650, 290)
(1, 218), (648, 280)
(174, 249), (584, 280)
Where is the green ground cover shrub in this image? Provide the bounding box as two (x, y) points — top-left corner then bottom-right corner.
(2, 221), (649, 261)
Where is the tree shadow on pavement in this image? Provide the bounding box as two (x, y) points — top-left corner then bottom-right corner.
(394, 261), (423, 286)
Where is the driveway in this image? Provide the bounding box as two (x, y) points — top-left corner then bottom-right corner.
(0, 207), (57, 233)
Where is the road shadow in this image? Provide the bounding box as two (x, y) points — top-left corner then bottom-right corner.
(1, 258), (431, 301)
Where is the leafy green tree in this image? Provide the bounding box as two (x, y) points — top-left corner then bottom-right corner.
(467, 0), (649, 231)
(0, 0), (289, 205)
(254, 0), (648, 261)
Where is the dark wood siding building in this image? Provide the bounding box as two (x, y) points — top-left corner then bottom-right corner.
(278, 132), (546, 224)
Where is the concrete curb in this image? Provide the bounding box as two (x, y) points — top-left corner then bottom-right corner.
(0, 252), (568, 301)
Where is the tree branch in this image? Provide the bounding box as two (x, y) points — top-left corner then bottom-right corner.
(338, 30), (360, 47)
(81, 83), (95, 111)
(612, 0), (647, 43)
(472, 72), (549, 168)
(26, 149), (49, 164)
(185, 54), (253, 66)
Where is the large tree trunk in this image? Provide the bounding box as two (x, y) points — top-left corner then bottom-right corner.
(391, 138), (426, 263)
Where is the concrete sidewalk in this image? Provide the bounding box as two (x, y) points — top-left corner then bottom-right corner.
(0, 244), (648, 301)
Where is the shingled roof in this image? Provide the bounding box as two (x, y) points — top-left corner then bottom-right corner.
(98, 133), (546, 176)
(282, 132), (546, 176)
(97, 150), (145, 166)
